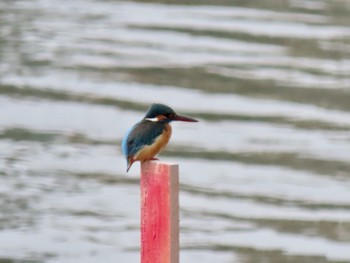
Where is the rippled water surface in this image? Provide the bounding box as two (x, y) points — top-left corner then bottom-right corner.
(1, 0), (350, 262)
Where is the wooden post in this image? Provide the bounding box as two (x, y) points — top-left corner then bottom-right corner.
(140, 161), (179, 263)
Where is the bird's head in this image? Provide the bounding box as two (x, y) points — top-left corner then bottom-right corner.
(144, 103), (198, 123)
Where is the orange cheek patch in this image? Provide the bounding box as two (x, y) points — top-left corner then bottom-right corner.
(157, 115), (167, 121)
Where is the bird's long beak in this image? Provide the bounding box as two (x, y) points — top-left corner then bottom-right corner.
(173, 114), (198, 122)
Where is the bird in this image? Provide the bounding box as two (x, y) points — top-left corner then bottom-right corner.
(122, 103), (198, 172)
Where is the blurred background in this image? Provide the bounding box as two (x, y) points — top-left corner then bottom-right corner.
(1, 0), (350, 262)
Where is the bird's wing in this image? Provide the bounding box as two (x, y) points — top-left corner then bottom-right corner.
(123, 121), (164, 157)
(122, 125), (134, 157)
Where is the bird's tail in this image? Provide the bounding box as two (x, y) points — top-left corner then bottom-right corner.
(126, 157), (134, 173)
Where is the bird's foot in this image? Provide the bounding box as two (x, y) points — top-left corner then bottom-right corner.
(150, 157), (159, 161)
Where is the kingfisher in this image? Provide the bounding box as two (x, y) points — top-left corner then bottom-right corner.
(122, 103), (198, 172)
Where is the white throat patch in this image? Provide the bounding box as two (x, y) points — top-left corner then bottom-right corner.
(146, 117), (159, 122)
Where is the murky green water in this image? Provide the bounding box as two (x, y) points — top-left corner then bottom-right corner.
(1, 0), (350, 262)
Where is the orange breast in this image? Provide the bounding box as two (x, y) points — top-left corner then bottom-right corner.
(134, 124), (172, 161)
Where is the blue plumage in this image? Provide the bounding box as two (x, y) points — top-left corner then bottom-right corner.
(123, 120), (164, 157)
(121, 103), (198, 172)
(121, 125), (134, 157)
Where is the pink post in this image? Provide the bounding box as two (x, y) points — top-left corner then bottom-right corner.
(140, 161), (179, 263)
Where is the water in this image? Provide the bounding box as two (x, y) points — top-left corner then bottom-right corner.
(0, 0), (350, 262)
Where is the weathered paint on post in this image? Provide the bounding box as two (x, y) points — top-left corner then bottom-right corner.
(140, 161), (179, 263)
